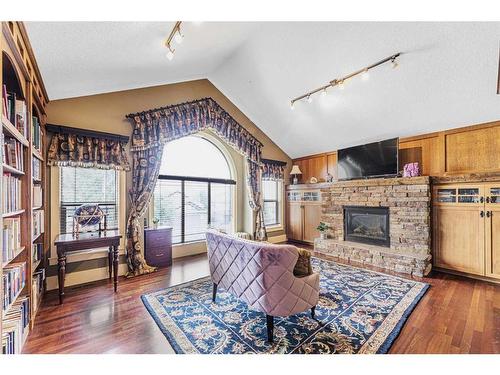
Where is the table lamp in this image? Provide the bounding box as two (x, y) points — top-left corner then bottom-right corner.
(290, 165), (302, 185)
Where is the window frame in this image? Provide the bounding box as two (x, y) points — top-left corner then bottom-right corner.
(58, 166), (119, 235)
(154, 175), (236, 244)
(262, 179), (283, 229)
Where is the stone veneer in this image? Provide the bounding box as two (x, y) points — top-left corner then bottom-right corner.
(314, 176), (432, 277)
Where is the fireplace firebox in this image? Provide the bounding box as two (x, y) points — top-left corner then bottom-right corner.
(344, 206), (390, 247)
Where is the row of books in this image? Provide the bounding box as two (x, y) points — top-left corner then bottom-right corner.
(2, 262), (26, 312)
(2, 84), (27, 138)
(2, 217), (21, 264)
(33, 185), (43, 208)
(33, 210), (45, 239)
(32, 115), (43, 151)
(3, 137), (25, 172)
(2, 173), (22, 213)
(32, 157), (41, 181)
(1, 296), (29, 354)
(32, 268), (45, 311)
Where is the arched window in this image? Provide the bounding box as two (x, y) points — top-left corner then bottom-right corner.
(153, 136), (235, 243)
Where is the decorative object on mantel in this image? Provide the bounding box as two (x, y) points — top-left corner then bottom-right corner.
(164, 21), (184, 61)
(124, 97), (267, 276)
(141, 257), (429, 354)
(72, 203), (107, 238)
(403, 162), (420, 177)
(316, 222), (331, 240)
(290, 52), (401, 109)
(261, 158), (287, 181)
(46, 124), (130, 171)
(325, 173), (334, 183)
(290, 164), (302, 184)
(309, 176), (318, 184)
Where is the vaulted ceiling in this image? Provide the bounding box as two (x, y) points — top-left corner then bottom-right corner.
(26, 22), (500, 158)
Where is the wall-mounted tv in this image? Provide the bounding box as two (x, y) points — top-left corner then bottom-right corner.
(337, 138), (399, 180)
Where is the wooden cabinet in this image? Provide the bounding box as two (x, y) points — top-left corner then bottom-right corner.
(286, 188), (322, 244)
(433, 182), (500, 279)
(144, 227), (172, 267)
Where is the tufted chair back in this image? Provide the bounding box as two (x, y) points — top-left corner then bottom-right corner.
(206, 229), (320, 317)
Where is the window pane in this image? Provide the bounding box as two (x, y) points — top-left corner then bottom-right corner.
(60, 167), (118, 234)
(210, 183), (233, 233)
(160, 136), (231, 179)
(153, 180), (182, 243)
(263, 201), (278, 226)
(263, 180), (277, 200)
(185, 181), (209, 242)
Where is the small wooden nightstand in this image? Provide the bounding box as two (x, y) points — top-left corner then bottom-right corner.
(144, 227), (173, 267)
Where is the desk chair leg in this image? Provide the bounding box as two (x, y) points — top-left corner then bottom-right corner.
(266, 315), (274, 343)
(311, 306), (316, 319)
(212, 283), (217, 302)
(108, 246), (113, 280)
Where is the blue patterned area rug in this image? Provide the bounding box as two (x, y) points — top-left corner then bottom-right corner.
(141, 258), (429, 354)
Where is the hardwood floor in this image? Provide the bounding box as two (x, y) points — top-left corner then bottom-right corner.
(23, 251), (500, 354)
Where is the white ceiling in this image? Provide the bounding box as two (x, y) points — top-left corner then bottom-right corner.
(26, 22), (500, 158)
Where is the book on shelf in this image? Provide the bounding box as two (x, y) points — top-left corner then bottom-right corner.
(2, 262), (26, 312)
(1, 86), (27, 137)
(2, 296), (30, 354)
(32, 210), (44, 239)
(32, 115), (42, 152)
(3, 137), (24, 172)
(33, 184), (43, 208)
(32, 157), (41, 181)
(32, 268), (45, 309)
(32, 243), (43, 263)
(2, 217), (21, 264)
(2, 173), (22, 213)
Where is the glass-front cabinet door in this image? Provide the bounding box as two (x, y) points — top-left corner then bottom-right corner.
(433, 184), (484, 206)
(486, 185), (500, 204)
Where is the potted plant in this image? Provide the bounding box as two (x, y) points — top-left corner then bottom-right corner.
(152, 217), (160, 229)
(316, 222), (331, 240)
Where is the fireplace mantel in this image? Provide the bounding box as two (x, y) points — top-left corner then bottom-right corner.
(314, 176), (432, 276)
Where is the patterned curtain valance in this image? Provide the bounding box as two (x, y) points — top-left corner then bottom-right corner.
(47, 124), (130, 171)
(262, 158), (286, 180)
(126, 97), (263, 165)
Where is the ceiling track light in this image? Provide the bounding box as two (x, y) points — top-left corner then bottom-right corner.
(164, 21), (183, 61)
(290, 52), (401, 107)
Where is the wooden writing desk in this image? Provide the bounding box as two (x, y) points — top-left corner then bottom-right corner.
(54, 230), (122, 304)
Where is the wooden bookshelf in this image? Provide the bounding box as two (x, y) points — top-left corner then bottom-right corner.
(1, 21), (49, 354)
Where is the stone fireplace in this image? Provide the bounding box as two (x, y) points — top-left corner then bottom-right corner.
(344, 206), (390, 247)
(314, 176), (432, 276)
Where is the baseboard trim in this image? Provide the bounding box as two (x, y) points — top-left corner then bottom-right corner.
(434, 267), (500, 285)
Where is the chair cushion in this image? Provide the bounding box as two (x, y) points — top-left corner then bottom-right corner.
(293, 248), (313, 277)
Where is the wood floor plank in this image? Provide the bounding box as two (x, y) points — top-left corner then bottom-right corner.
(22, 251), (500, 354)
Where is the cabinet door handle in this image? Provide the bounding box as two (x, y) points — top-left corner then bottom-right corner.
(480, 196), (484, 203)
(486, 197), (490, 203)
(480, 211), (484, 218)
(486, 211), (491, 218)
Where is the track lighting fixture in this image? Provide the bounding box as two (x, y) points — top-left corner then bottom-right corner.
(290, 52), (401, 108)
(165, 21), (183, 61)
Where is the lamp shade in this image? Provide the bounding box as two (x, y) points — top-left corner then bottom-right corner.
(290, 165), (302, 175)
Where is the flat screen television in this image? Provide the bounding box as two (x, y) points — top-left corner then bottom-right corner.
(337, 138), (399, 180)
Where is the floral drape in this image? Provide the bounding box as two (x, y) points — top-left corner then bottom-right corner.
(125, 98), (266, 276)
(47, 132), (130, 171)
(261, 158), (286, 181)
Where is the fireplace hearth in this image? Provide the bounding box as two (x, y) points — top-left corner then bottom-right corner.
(344, 206), (390, 247)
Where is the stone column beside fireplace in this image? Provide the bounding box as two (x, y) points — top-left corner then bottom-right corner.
(314, 176), (432, 276)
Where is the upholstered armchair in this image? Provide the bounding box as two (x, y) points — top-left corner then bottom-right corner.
(206, 229), (320, 343)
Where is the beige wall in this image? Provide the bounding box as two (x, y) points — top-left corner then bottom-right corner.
(45, 79), (292, 289)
